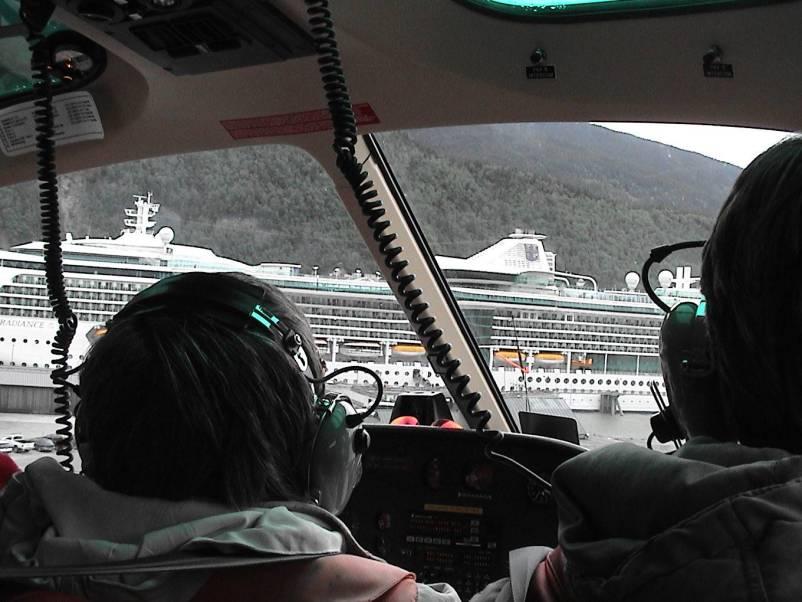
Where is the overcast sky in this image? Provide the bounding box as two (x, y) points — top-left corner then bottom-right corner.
(596, 123), (790, 168)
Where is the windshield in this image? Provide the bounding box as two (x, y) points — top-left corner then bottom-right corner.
(377, 122), (785, 449)
(0, 143), (406, 467)
(0, 124), (787, 466)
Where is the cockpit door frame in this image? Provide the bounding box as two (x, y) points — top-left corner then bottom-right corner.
(319, 132), (516, 432)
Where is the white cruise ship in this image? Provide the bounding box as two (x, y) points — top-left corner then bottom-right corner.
(0, 194), (702, 412)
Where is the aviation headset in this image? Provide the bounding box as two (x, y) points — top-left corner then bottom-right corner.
(642, 241), (736, 445)
(77, 272), (370, 515)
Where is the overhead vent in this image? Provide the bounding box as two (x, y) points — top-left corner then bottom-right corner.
(56, 0), (315, 75)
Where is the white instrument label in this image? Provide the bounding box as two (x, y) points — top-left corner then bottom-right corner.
(0, 91), (104, 157)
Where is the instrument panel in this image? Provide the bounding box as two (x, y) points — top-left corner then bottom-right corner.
(342, 425), (583, 598)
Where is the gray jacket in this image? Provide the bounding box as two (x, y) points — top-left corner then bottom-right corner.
(0, 457), (539, 601)
(551, 438), (802, 602)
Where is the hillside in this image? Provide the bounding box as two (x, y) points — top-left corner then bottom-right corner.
(0, 123), (739, 289)
(405, 124), (739, 214)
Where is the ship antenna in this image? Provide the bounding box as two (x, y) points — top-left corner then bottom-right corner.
(510, 315), (531, 412)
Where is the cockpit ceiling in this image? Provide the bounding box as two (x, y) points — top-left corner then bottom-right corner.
(2, 0), (801, 183)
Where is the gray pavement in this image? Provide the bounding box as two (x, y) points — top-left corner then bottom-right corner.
(0, 413), (75, 469)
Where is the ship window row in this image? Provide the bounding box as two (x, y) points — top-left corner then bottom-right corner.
(65, 278), (146, 291)
(526, 375), (652, 387)
(300, 305), (406, 319)
(291, 295), (399, 312)
(0, 337), (51, 344)
(0, 296), (49, 308)
(0, 306), (113, 322)
(493, 336), (656, 352)
(0, 297), (124, 312)
(307, 315), (411, 328)
(1, 288), (136, 303)
(0, 353), (86, 368)
(0, 362), (50, 368)
(492, 326), (658, 343)
(498, 312), (659, 328)
(13, 275), (47, 285)
(2, 260), (171, 280)
(305, 309), (407, 320)
(310, 326), (416, 339)
(0, 307), (51, 318)
(13, 274), (149, 292)
(560, 318), (660, 331)
(310, 318), (408, 330)
(67, 291), (135, 302)
(495, 320), (658, 336)
(495, 333), (657, 346)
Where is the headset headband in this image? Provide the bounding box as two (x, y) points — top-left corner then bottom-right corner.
(641, 240), (706, 313)
(113, 273), (311, 375)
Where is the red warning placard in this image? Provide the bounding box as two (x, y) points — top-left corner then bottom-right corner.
(221, 103), (380, 140)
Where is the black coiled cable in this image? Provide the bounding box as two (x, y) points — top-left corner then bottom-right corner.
(305, 0), (490, 429)
(23, 13), (78, 470)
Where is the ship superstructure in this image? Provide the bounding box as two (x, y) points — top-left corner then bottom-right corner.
(0, 195), (702, 411)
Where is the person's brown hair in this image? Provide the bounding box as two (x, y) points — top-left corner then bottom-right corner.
(78, 273), (320, 507)
(701, 136), (802, 452)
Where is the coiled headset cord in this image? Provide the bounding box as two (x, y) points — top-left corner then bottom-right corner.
(305, 0), (490, 429)
(21, 0), (78, 471)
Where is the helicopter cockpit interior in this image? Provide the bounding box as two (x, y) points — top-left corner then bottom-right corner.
(0, 0), (800, 599)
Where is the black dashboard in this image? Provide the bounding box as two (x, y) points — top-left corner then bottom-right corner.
(341, 425), (584, 598)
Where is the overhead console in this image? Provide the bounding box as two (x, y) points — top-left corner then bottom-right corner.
(54, 0), (314, 75)
(342, 425), (583, 600)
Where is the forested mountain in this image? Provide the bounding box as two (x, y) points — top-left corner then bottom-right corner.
(0, 123), (740, 289)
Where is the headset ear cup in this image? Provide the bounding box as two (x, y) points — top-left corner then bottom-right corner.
(308, 399), (365, 515)
(659, 301), (736, 442)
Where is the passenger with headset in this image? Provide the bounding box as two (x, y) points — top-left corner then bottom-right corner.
(0, 272), (450, 600)
(528, 137), (802, 602)
(0, 272), (540, 601)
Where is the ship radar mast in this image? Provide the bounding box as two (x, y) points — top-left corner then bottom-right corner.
(123, 192), (160, 235)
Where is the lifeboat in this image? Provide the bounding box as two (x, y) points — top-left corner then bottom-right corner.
(533, 352), (566, 367)
(494, 349), (529, 372)
(392, 342), (426, 358)
(338, 341), (383, 359)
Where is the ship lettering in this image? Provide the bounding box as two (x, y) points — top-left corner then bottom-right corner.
(0, 318), (49, 329)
